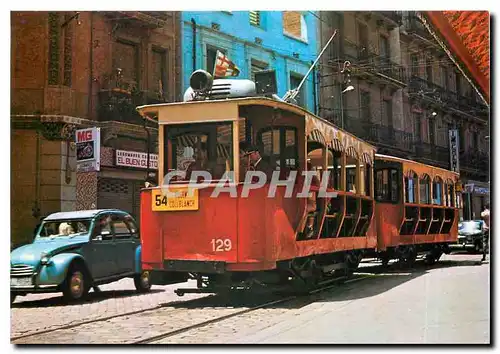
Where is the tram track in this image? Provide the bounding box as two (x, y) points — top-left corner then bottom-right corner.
(12, 274), (373, 344)
(10, 294), (213, 342)
(134, 274), (372, 344)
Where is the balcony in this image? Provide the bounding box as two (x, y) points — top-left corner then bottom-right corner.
(409, 76), (489, 119)
(402, 12), (433, 41)
(98, 72), (167, 125)
(342, 42), (407, 87)
(341, 116), (414, 154)
(414, 141), (450, 167)
(375, 11), (403, 28)
(460, 150), (489, 176)
(103, 11), (172, 28)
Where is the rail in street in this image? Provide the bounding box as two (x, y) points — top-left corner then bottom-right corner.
(12, 274), (370, 344)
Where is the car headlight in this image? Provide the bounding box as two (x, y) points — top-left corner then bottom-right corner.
(40, 252), (51, 265)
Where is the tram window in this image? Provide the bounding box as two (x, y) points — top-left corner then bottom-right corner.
(375, 168), (399, 203)
(345, 153), (358, 193)
(419, 174), (431, 204)
(444, 180), (455, 207)
(257, 127), (298, 173)
(327, 150), (341, 190)
(405, 172), (417, 203)
(390, 169), (398, 202)
(375, 170), (387, 200)
(167, 122), (234, 182)
(364, 163), (372, 197)
(359, 162), (372, 197)
(433, 177), (443, 205)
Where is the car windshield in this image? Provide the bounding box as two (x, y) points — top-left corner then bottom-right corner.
(459, 221), (482, 233)
(38, 219), (92, 238)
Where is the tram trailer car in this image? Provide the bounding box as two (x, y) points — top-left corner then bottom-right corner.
(369, 154), (460, 266)
(137, 70), (460, 295)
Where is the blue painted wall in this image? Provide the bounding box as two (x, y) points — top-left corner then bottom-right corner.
(181, 11), (319, 111)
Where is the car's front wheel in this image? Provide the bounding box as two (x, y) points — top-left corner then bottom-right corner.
(134, 271), (152, 293)
(62, 265), (89, 302)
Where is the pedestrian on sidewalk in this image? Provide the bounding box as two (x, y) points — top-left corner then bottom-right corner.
(481, 203), (490, 262)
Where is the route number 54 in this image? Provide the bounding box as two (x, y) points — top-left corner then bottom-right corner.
(211, 239), (232, 252)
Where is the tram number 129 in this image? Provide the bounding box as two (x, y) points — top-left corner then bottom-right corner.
(211, 239), (232, 252)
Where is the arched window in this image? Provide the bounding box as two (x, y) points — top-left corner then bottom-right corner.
(404, 170), (418, 203)
(327, 149), (342, 190)
(444, 179), (455, 207)
(419, 174), (431, 204)
(345, 147), (358, 193)
(432, 176), (443, 205)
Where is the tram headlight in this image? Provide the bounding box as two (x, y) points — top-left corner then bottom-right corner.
(190, 70), (214, 93)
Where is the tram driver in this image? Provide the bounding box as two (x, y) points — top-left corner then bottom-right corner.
(239, 142), (274, 181)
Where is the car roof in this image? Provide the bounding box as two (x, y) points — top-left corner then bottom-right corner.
(44, 209), (130, 221)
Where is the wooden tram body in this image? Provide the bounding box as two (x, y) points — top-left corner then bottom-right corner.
(137, 97), (459, 293)
(372, 154), (460, 264)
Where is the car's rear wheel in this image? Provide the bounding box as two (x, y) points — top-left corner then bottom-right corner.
(63, 265), (89, 302)
(134, 271), (152, 293)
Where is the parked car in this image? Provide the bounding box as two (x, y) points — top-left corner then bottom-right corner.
(10, 209), (151, 303)
(456, 220), (484, 253)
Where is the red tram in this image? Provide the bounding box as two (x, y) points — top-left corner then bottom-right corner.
(137, 71), (460, 295)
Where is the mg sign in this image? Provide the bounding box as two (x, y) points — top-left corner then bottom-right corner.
(75, 127), (101, 172)
(448, 129), (459, 173)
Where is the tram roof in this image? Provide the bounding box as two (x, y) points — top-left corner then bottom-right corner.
(136, 97), (377, 152)
(375, 153), (460, 181)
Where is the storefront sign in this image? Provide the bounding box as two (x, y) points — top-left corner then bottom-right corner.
(448, 129), (460, 173)
(76, 127), (100, 172)
(474, 186), (489, 195)
(116, 150), (158, 170)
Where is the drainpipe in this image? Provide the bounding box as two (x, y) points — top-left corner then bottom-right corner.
(312, 60), (317, 115)
(87, 12), (94, 119)
(191, 18), (197, 72)
(33, 129), (41, 219)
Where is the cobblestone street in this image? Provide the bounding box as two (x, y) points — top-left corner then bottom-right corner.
(11, 279), (206, 338)
(11, 253), (490, 344)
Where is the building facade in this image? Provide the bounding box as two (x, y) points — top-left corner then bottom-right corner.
(180, 11), (319, 111)
(11, 11), (181, 247)
(317, 11), (489, 220)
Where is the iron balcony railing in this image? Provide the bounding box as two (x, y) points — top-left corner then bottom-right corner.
(409, 76), (489, 118)
(413, 141), (450, 165)
(339, 41), (407, 85)
(460, 150), (489, 174)
(341, 116), (414, 153)
(378, 11), (403, 25)
(342, 41), (407, 85)
(403, 12), (432, 39)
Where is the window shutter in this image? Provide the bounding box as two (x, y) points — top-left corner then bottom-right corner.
(249, 11), (261, 26)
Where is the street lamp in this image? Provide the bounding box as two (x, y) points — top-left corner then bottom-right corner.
(339, 61), (353, 129)
(342, 85), (354, 94)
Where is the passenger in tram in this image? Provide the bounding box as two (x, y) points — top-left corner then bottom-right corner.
(305, 160), (321, 239)
(185, 142), (209, 182)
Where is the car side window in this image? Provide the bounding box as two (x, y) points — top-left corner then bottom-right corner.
(92, 215), (113, 241)
(112, 215), (132, 240)
(124, 217), (139, 239)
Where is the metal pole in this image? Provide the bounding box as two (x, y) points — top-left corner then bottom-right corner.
(284, 30), (337, 101)
(144, 118), (150, 183)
